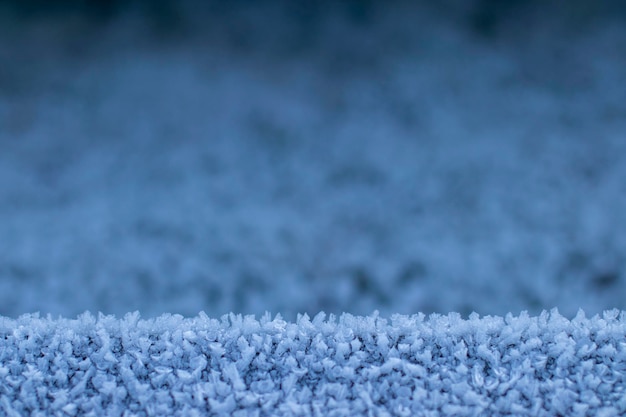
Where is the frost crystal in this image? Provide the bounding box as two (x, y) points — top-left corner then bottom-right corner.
(1, 310), (625, 416)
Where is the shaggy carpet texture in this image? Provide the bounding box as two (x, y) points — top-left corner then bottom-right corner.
(1, 310), (625, 416)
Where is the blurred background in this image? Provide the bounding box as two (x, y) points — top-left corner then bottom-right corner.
(1, 0), (625, 319)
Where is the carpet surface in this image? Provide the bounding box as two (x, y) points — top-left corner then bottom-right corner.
(2, 4), (626, 415)
(2, 310), (625, 416)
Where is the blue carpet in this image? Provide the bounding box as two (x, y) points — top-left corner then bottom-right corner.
(2, 310), (625, 416)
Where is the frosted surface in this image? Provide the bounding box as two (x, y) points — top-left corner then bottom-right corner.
(2, 310), (626, 416)
(2, 3), (626, 413)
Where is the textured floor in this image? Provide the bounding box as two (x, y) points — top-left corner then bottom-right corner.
(2, 3), (626, 415)
(2, 310), (626, 416)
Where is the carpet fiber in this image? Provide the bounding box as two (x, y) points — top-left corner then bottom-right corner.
(2, 310), (625, 416)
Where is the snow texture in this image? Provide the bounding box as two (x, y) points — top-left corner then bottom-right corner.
(2, 309), (626, 416)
